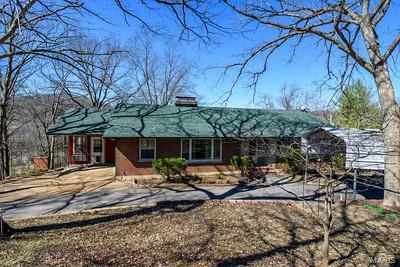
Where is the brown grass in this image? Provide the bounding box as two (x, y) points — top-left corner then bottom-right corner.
(1, 202), (399, 266)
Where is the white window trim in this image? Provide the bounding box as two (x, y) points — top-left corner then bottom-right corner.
(181, 138), (222, 162)
(139, 138), (156, 161)
(73, 135), (88, 155)
(90, 136), (105, 164)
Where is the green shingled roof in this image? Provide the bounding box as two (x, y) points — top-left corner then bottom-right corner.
(48, 104), (327, 137)
(105, 104), (326, 138)
(47, 108), (112, 135)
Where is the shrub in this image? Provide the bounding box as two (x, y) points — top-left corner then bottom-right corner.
(152, 158), (188, 181)
(363, 204), (398, 222)
(363, 203), (385, 215)
(332, 153), (345, 170)
(241, 156), (256, 175)
(386, 213), (398, 221)
(278, 148), (304, 173)
(230, 155), (255, 176)
(230, 155), (241, 170)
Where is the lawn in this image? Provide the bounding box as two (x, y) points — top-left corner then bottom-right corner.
(1, 202), (399, 266)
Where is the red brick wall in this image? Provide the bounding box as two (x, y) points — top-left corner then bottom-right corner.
(115, 138), (241, 176)
(33, 157), (49, 170)
(105, 138), (115, 163)
(68, 136), (73, 164)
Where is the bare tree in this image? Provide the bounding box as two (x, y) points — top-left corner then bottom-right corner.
(122, 35), (195, 105)
(278, 84), (317, 110)
(259, 84), (319, 111)
(258, 94), (275, 109)
(22, 61), (72, 169)
(116, 0), (400, 206)
(279, 85), (302, 110)
(0, 0), (98, 178)
(0, 36), (35, 179)
(64, 35), (126, 109)
(0, 1), (95, 63)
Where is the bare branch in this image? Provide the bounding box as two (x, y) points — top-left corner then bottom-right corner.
(383, 34), (400, 62)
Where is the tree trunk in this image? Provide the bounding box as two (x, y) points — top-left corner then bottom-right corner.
(321, 225), (330, 267)
(0, 110), (6, 180)
(48, 135), (55, 170)
(0, 133), (8, 179)
(0, 145), (4, 180)
(321, 178), (333, 266)
(374, 66), (400, 206)
(361, 23), (400, 206)
(4, 126), (10, 177)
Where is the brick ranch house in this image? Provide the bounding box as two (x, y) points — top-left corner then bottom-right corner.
(48, 97), (326, 177)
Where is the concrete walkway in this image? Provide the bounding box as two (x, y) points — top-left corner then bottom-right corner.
(0, 168), (363, 219)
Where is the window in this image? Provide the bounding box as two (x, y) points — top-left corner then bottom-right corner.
(93, 138), (103, 153)
(181, 139), (222, 161)
(192, 139), (212, 160)
(182, 139), (190, 160)
(213, 139), (221, 159)
(74, 136), (87, 154)
(139, 139), (156, 160)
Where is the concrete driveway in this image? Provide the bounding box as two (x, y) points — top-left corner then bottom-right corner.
(0, 167), (361, 219)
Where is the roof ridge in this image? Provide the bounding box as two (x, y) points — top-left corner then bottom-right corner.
(114, 103), (317, 113)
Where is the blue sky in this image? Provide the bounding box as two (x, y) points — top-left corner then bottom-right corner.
(83, 1), (400, 109)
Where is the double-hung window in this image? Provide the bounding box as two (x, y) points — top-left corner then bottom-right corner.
(181, 139), (222, 161)
(139, 139), (156, 160)
(73, 136), (87, 154)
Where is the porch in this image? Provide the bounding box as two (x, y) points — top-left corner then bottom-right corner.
(68, 135), (115, 165)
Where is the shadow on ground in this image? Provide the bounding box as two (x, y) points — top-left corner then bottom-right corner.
(2, 202), (398, 266)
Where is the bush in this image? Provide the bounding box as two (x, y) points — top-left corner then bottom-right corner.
(152, 157), (188, 181)
(278, 148), (304, 173)
(230, 155), (241, 170)
(363, 203), (385, 215)
(332, 153), (345, 170)
(386, 213), (398, 221)
(363, 204), (398, 222)
(230, 155), (255, 176)
(241, 156), (256, 175)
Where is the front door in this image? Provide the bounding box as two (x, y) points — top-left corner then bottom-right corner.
(91, 137), (104, 164)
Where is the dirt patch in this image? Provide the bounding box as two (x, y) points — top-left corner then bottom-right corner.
(124, 171), (272, 187)
(1, 202), (398, 266)
(0, 167), (126, 202)
(122, 172), (243, 186)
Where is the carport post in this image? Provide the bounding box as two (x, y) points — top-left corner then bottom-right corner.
(353, 169), (358, 200)
(304, 149), (309, 183)
(303, 147), (309, 209)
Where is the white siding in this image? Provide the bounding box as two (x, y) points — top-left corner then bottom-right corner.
(303, 128), (384, 170)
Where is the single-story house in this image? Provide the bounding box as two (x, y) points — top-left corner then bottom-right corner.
(48, 97), (327, 176)
(302, 127), (384, 170)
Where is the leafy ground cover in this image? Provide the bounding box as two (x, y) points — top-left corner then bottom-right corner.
(1, 202), (399, 266)
(363, 203), (399, 222)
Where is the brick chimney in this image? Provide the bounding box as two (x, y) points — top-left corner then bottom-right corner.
(175, 96), (198, 107)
